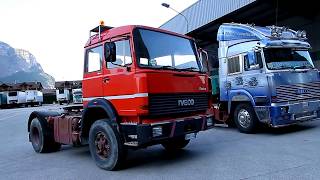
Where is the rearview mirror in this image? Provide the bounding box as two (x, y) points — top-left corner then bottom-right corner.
(105, 42), (116, 62)
(198, 48), (210, 73)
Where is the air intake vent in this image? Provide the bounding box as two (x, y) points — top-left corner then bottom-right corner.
(149, 93), (209, 116)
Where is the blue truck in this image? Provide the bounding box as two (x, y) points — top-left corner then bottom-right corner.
(208, 23), (320, 133)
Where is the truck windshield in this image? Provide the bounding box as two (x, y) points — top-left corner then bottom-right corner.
(264, 48), (314, 70)
(133, 28), (201, 72)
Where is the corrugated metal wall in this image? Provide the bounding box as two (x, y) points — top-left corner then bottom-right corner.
(160, 0), (256, 34)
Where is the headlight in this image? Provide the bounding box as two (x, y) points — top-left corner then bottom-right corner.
(280, 106), (288, 114)
(152, 126), (163, 137)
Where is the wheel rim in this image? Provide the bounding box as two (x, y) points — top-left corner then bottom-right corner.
(238, 109), (251, 129)
(31, 127), (40, 146)
(95, 132), (111, 159)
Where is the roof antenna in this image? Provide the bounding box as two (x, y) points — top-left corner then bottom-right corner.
(275, 0), (279, 26)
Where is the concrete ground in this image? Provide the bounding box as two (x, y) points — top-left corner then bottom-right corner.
(0, 105), (319, 180)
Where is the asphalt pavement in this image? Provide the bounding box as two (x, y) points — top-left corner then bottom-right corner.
(0, 105), (320, 180)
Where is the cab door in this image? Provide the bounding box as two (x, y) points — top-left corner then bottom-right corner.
(242, 50), (268, 97)
(82, 45), (104, 104)
(102, 38), (137, 115)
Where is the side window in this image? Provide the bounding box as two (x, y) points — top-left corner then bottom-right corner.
(85, 46), (103, 73)
(107, 40), (132, 69)
(228, 56), (241, 74)
(244, 51), (263, 71)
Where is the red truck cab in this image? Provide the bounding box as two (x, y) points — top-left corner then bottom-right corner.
(27, 23), (213, 171)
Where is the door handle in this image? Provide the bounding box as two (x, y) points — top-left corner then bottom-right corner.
(103, 77), (110, 83)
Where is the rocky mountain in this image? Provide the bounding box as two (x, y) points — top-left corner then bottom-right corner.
(0, 41), (55, 88)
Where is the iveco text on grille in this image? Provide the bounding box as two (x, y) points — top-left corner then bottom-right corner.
(178, 99), (195, 106)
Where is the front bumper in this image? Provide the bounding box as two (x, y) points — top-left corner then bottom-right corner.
(121, 114), (214, 147)
(255, 99), (320, 127)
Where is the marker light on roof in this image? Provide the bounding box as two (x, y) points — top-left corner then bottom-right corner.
(301, 30), (307, 38)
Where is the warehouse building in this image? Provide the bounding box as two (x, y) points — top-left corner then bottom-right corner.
(160, 0), (320, 67)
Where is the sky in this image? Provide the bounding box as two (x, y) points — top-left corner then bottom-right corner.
(0, 0), (198, 81)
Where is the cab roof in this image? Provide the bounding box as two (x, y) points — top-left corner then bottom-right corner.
(217, 23), (307, 42)
(85, 25), (194, 47)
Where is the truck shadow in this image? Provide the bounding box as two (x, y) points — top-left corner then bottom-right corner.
(64, 144), (206, 170)
(259, 123), (318, 135)
(124, 147), (201, 170)
(214, 121), (318, 135)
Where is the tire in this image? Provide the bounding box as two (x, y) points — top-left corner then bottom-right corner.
(89, 120), (127, 171)
(234, 103), (259, 133)
(29, 118), (61, 153)
(161, 136), (190, 152)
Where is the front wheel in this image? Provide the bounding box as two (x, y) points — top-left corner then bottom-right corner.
(234, 103), (259, 133)
(89, 120), (127, 171)
(161, 136), (190, 152)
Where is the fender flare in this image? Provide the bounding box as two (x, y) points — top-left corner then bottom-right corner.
(27, 111), (61, 132)
(81, 98), (118, 137)
(228, 90), (255, 113)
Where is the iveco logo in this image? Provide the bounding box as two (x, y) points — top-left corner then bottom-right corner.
(296, 89), (309, 95)
(178, 99), (195, 106)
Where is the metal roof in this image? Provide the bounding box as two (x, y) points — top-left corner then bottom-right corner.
(160, 0), (256, 34)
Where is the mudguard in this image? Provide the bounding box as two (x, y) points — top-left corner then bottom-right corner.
(27, 111), (61, 132)
(228, 89), (255, 113)
(81, 98), (119, 137)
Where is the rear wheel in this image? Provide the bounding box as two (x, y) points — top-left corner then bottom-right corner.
(161, 136), (190, 152)
(89, 120), (127, 171)
(29, 118), (61, 153)
(234, 103), (259, 133)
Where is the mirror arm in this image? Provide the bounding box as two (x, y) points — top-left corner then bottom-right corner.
(199, 48), (209, 73)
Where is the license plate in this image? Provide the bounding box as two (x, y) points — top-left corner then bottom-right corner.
(185, 133), (197, 140)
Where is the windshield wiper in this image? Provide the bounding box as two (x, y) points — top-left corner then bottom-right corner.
(159, 66), (175, 70)
(269, 65), (288, 70)
(180, 67), (199, 72)
(156, 66), (182, 71)
(293, 65), (313, 70)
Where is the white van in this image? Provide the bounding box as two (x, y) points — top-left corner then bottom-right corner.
(26, 90), (43, 106)
(6, 91), (26, 106)
(56, 89), (70, 105)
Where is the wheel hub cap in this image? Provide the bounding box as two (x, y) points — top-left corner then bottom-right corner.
(95, 132), (111, 159)
(238, 109), (251, 128)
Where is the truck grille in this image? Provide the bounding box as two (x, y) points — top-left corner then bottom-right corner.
(275, 82), (320, 103)
(148, 93), (209, 116)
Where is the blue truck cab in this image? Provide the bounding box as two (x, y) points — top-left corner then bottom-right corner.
(211, 23), (320, 133)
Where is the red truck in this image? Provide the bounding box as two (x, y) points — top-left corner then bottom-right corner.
(27, 22), (214, 170)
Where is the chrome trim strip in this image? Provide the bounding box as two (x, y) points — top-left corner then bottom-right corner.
(271, 99), (320, 106)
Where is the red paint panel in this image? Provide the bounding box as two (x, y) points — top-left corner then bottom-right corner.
(54, 117), (73, 145)
(143, 71), (209, 94)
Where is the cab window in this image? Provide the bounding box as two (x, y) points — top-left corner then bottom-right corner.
(85, 46), (103, 73)
(228, 56), (241, 74)
(107, 40), (132, 69)
(244, 51), (263, 71)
